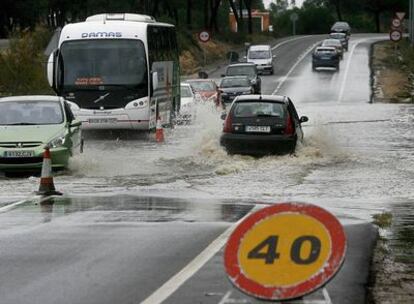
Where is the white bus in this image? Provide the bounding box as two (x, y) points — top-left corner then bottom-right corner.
(47, 13), (180, 130)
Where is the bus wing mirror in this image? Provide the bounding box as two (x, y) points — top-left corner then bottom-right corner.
(47, 49), (60, 92)
(152, 72), (159, 91)
(47, 50), (56, 88)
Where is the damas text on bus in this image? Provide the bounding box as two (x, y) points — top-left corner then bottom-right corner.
(81, 32), (122, 38)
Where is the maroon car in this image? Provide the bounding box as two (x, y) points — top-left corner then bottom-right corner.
(185, 79), (222, 108)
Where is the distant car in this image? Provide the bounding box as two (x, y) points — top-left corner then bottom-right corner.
(222, 63), (261, 94)
(178, 83), (197, 124)
(312, 47), (340, 71)
(246, 44), (275, 75)
(219, 76), (253, 108)
(329, 32), (348, 51)
(321, 39), (343, 59)
(0, 96), (82, 172)
(185, 79), (221, 107)
(330, 21), (351, 37)
(220, 95), (308, 156)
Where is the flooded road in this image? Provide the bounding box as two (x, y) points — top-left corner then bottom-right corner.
(1, 35), (412, 224)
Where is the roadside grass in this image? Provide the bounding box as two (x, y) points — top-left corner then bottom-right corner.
(178, 29), (275, 75)
(372, 40), (413, 102)
(0, 27), (53, 97)
(372, 212), (393, 229)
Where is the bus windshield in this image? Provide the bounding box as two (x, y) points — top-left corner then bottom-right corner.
(60, 40), (148, 88)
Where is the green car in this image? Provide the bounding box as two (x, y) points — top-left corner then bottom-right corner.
(0, 96), (82, 172)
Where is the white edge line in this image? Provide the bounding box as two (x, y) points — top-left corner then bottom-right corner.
(140, 205), (261, 304)
(272, 41), (322, 95)
(0, 196), (54, 214)
(337, 40), (360, 103)
(337, 36), (387, 103)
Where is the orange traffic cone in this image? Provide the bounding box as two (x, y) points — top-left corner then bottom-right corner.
(155, 115), (164, 143)
(36, 147), (62, 196)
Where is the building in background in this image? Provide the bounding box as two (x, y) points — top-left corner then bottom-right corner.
(229, 10), (270, 32)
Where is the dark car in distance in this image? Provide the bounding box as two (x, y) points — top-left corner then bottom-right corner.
(312, 47), (340, 71)
(329, 32), (348, 51)
(330, 21), (351, 37)
(222, 63), (261, 94)
(220, 95), (308, 156)
(219, 76), (253, 108)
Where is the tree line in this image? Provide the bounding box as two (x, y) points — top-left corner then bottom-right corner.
(0, 0), (265, 38)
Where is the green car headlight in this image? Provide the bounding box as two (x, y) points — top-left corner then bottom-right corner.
(48, 135), (66, 148)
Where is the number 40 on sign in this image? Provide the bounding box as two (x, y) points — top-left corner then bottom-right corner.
(224, 202), (347, 301)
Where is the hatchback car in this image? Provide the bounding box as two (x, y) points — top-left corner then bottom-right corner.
(219, 76), (253, 108)
(222, 63), (261, 94)
(220, 95), (308, 156)
(312, 47), (340, 71)
(185, 79), (221, 107)
(321, 39), (343, 59)
(329, 32), (348, 51)
(0, 96), (82, 172)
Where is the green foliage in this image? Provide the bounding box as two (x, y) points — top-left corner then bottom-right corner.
(272, 6), (335, 36)
(373, 212), (393, 228)
(0, 27), (53, 96)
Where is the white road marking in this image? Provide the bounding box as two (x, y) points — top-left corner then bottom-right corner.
(272, 35), (312, 51)
(218, 290), (250, 304)
(337, 40), (360, 103)
(337, 36), (387, 102)
(140, 205), (261, 304)
(217, 288), (332, 304)
(272, 41), (322, 95)
(322, 288), (333, 304)
(0, 196), (56, 214)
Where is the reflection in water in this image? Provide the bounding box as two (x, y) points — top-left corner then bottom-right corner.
(33, 195), (253, 224)
(390, 202), (414, 270)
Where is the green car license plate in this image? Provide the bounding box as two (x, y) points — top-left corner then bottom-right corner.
(4, 150), (35, 157)
(88, 118), (117, 124)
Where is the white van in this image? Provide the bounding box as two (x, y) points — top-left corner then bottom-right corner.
(246, 45), (274, 75)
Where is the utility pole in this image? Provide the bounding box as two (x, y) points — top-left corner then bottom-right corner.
(411, 0), (414, 46)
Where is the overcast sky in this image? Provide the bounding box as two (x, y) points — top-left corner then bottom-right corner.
(263, 0), (304, 8)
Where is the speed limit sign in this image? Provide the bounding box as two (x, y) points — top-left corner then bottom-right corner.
(224, 202), (346, 300)
(198, 30), (211, 43)
(391, 18), (401, 29)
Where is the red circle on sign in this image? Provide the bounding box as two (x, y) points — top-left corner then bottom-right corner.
(390, 30), (402, 42)
(198, 30), (211, 43)
(224, 202), (347, 300)
(392, 18), (401, 28)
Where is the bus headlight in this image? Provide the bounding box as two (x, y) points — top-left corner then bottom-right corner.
(126, 98), (148, 109)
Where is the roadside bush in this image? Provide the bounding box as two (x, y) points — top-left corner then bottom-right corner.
(0, 26), (53, 96)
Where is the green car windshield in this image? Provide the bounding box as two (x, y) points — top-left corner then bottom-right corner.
(0, 101), (64, 125)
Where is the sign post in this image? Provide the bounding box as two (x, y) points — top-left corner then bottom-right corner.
(290, 13), (298, 36)
(224, 202), (347, 301)
(198, 30), (211, 67)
